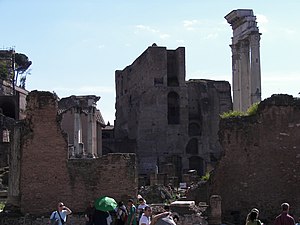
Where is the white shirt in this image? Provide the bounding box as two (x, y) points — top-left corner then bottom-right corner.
(139, 214), (150, 225)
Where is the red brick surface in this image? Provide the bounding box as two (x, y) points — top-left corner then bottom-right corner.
(210, 95), (300, 223)
(20, 91), (137, 215)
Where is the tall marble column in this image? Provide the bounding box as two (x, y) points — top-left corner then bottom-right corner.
(73, 107), (83, 156)
(250, 33), (262, 104)
(87, 106), (97, 157)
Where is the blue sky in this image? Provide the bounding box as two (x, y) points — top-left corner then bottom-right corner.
(1, 1), (300, 124)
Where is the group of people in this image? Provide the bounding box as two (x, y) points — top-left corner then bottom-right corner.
(49, 200), (299, 225)
(84, 197), (176, 225)
(245, 202), (299, 225)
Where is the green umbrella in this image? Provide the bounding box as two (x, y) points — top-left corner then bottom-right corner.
(94, 196), (118, 211)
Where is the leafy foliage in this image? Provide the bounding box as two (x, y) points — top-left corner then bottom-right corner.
(201, 171), (210, 181)
(0, 62), (8, 79)
(220, 110), (245, 119)
(220, 102), (260, 118)
(246, 102), (259, 116)
(15, 53), (32, 75)
(0, 201), (5, 211)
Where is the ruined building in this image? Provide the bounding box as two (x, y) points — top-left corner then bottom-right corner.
(108, 44), (232, 183)
(0, 50), (28, 169)
(5, 91), (137, 215)
(225, 9), (261, 112)
(0, 50), (137, 215)
(210, 94), (300, 224)
(58, 95), (105, 158)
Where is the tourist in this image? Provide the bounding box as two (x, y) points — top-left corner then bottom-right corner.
(84, 201), (95, 225)
(49, 202), (72, 225)
(126, 199), (137, 225)
(274, 203), (295, 225)
(245, 208), (262, 225)
(93, 209), (111, 225)
(139, 206), (172, 225)
(116, 201), (128, 225)
(137, 198), (148, 221)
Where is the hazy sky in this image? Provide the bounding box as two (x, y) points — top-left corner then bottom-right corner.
(1, 1), (300, 124)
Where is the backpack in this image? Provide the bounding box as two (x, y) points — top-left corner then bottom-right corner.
(120, 207), (128, 222)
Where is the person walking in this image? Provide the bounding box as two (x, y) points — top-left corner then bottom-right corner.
(139, 206), (172, 225)
(245, 208), (262, 225)
(116, 201), (128, 225)
(137, 198), (148, 221)
(126, 199), (137, 225)
(85, 201), (95, 225)
(274, 203), (295, 225)
(50, 202), (72, 225)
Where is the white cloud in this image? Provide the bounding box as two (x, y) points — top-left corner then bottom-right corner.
(256, 14), (268, 33)
(134, 24), (170, 40)
(160, 34), (170, 39)
(183, 19), (201, 30)
(256, 14), (269, 24)
(203, 33), (218, 40)
(176, 40), (185, 44)
(135, 25), (159, 33)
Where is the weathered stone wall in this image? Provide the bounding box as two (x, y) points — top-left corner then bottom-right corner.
(114, 45), (188, 176)
(19, 91), (137, 215)
(186, 80), (232, 173)
(113, 45), (233, 180)
(210, 94), (300, 224)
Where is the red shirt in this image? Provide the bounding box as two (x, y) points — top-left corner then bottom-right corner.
(274, 212), (295, 225)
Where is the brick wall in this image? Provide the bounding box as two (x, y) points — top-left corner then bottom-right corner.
(20, 91), (137, 215)
(210, 94), (300, 224)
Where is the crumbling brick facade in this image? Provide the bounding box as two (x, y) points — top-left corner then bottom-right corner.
(210, 94), (300, 224)
(18, 91), (137, 215)
(111, 45), (232, 182)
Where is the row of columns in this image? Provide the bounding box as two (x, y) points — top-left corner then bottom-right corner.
(226, 9), (262, 112)
(71, 106), (98, 158)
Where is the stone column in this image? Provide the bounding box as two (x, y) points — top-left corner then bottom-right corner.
(225, 9), (262, 112)
(73, 108), (83, 156)
(240, 39), (251, 112)
(231, 44), (241, 111)
(87, 106), (97, 157)
(250, 33), (262, 104)
(209, 195), (222, 225)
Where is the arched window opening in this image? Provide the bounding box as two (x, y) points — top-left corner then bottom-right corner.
(186, 138), (198, 155)
(168, 92), (180, 124)
(188, 123), (201, 136)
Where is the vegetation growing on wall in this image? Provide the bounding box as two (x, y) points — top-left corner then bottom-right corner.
(220, 102), (260, 119)
(0, 62), (8, 79)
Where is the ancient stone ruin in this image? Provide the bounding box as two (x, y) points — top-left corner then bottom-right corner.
(105, 45), (232, 186)
(225, 9), (262, 112)
(210, 94), (300, 224)
(4, 91), (137, 215)
(0, 8), (299, 225)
